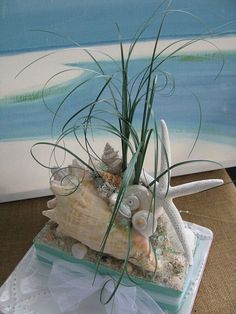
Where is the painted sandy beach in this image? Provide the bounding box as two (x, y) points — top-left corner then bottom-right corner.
(0, 36), (236, 202)
(1, 36), (236, 98)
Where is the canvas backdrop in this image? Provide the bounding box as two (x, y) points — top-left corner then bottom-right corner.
(0, 0), (236, 202)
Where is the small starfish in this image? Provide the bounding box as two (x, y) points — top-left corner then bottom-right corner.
(141, 120), (223, 265)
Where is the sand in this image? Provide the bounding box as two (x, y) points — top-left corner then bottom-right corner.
(1, 36), (236, 98)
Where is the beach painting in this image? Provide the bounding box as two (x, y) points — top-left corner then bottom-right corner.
(0, 0), (236, 202)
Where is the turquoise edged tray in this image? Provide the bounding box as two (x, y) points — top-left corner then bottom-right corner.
(33, 221), (213, 313)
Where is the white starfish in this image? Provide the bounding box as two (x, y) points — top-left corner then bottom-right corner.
(141, 120), (223, 265)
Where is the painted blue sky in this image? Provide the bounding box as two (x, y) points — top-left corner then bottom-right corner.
(0, 0), (236, 54)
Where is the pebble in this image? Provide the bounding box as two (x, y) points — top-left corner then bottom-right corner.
(71, 242), (88, 259)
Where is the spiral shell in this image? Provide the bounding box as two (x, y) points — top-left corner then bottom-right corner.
(109, 185), (156, 237)
(101, 143), (122, 174)
(109, 185), (152, 220)
(122, 185), (152, 212)
(132, 210), (157, 238)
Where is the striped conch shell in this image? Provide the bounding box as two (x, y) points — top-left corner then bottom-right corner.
(101, 143), (122, 174)
(43, 177), (160, 272)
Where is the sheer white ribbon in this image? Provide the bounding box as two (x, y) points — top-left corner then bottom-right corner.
(48, 260), (165, 314)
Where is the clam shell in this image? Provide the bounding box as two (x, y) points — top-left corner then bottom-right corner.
(44, 179), (159, 272)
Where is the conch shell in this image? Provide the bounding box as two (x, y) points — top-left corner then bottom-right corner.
(43, 177), (159, 272)
(101, 143), (122, 174)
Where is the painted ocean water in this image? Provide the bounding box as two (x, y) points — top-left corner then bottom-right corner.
(1, 0), (236, 203)
(1, 0), (236, 201)
(0, 44), (235, 148)
(1, 0), (236, 146)
(1, 0), (236, 54)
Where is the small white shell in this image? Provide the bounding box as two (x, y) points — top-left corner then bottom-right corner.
(109, 192), (117, 205)
(123, 185), (152, 212)
(109, 185), (152, 218)
(71, 242), (88, 259)
(132, 210), (157, 238)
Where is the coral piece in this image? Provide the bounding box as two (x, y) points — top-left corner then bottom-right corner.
(101, 143), (122, 174)
(97, 181), (117, 200)
(98, 170), (121, 188)
(141, 120), (224, 265)
(43, 178), (160, 272)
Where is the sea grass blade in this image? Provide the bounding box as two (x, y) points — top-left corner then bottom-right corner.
(94, 143), (142, 285)
(31, 142), (94, 171)
(62, 76), (113, 132)
(100, 225), (132, 304)
(188, 93), (202, 158)
(149, 159), (223, 187)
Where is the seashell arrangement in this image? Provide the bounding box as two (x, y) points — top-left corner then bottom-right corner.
(43, 124), (223, 272)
